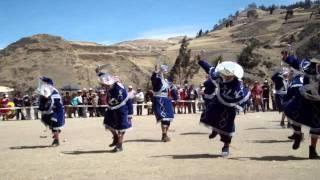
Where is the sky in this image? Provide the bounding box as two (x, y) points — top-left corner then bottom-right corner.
(0, 0), (300, 48)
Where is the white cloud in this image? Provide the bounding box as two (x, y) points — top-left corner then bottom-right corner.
(136, 26), (199, 40)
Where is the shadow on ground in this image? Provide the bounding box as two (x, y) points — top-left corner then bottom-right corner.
(124, 139), (163, 143)
(180, 132), (209, 136)
(249, 140), (292, 144)
(151, 153), (220, 159)
(61, 150), (114, 155)
(10, 145), (53, 150)
(230, 156), (309, 161)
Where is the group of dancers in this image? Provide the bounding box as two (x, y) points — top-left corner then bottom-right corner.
(35, 50), (319, 159)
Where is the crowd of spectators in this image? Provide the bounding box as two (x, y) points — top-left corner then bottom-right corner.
(0, 80), (280, 121)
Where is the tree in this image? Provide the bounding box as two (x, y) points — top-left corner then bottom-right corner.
(196, 29), (203, 38)
(235, 11), (240, 17)
(248, 2), (257, 9)
(269, 5), (276, 15)
(305, 0), (312, 9)
(237, 42), (260, 69)
(247, 9), (259, 19)
(259, 5), (267, 10)
(169, 37), (200, 84)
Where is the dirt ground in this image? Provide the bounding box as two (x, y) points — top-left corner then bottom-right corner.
(0, 112), (319, 180)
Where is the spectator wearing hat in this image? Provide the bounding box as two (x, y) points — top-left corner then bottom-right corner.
(135, 88), (144, 116)
(262, 79), (270, 111)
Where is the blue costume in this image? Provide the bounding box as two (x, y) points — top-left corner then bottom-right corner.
(271, 71), (288, 112)
(283, 74), (304, 105)
(38, 85), (65, 130)
(104, 82), (133, 132)
(198, 60), (250, 140)
(283, 56), (320, 137)
(151, 72), (175, 124)
(38, 77), (64, 146)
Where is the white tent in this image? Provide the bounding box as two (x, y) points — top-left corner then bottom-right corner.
(0, 86), (14, 93)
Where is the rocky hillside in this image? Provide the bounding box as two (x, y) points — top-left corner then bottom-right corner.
(0, 7), (319, 92)
(163, 7), (320, 84)
(0, 34), (178, 92)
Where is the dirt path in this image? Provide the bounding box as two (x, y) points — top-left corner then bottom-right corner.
(0, 112), (319, 180)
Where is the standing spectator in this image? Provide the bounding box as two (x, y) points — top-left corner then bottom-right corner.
(23, 95), (32, 120)
(135, 88), (144, 116)
(97, 90), (107, 117)
(197, 84), (205, 112)
(93, 92), (99, 116)
(87, 88), (95, 117)
(75, 90), (83, 117)
(32, 94), (39, 120)
(127, 85), (135, 99)
(182, 85), (188, 113)
(13, 93), (25, 120)
(262, 79), (270, 111)
(63, 92), (72, 118)
(70, 93), (78, 118)
(168, 80), (179, 114)
(187, 85), (198, 113)
(145, 89), (154, 115)
(242, 83), (251, 114)
(81, 88), (88, 118)
(0, 94), (9, 120)
(251, 81), (264, 112)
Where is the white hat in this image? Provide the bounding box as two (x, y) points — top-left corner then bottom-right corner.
(128, 85), (133, 89)
(215, 61), (244, 79)
(160, 64), (169, 73)
(99, 73), (116, 85)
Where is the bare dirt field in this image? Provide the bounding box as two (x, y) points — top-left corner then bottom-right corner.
(0, 112), (319, 180)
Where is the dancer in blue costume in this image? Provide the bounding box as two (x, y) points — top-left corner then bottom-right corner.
(197, 53), (250, 157)
(37, 77), (65, 146)
(271, 68), (289, 128)
(151, 64), (177, 142)
(96, 65), (133, 152)
(282, 51), (320, 159)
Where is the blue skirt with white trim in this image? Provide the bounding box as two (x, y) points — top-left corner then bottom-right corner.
(152, 96), (174, 122)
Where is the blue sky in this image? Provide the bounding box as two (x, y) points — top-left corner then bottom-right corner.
(0, 0), (299, 48)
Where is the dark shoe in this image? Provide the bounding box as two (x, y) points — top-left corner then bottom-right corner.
(221, 146), (230, 157)
(112, 145), (123, 153)
(280, 121), (285, 128)
(288, 133), (304, 140)
(288, 134), (295, 140)
(109, 137), (118, 147)
(309, 146), (320, 159)
(51, 139), (60, 146)
(162, 134), (170, 142)
(292, 134), (302, 150)
(287, 123), (291, 128)
(209, 131), (218, 139)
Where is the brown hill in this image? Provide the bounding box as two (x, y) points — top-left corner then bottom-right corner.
(0, 34), (178, 92)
